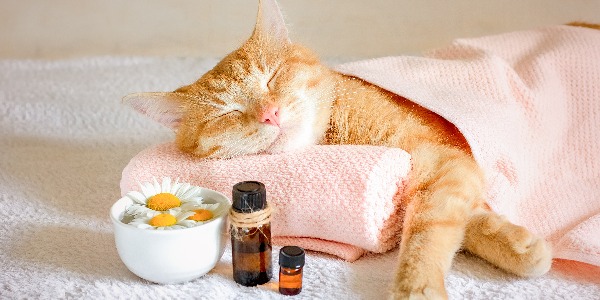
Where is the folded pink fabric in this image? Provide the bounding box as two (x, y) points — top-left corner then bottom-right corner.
(120, 143), (411, 261)
(336, 25), (600, 267)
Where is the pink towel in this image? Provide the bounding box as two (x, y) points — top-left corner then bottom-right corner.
(120, 143), (411, 261)
(336, 25), (600, 267)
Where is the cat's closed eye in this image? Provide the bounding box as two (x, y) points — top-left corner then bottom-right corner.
(267, 69), (281, 89)
(219, 109), (243, 118)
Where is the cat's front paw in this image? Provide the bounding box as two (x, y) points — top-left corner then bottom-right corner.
(389, 285), (447, 300)
(389, 273), (448, 300)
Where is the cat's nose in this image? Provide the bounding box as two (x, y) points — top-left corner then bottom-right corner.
(260, 104), (281, 127)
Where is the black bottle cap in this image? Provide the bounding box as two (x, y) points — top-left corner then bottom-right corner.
(232, 181), (267, 213)
(279, 246), (305, 268)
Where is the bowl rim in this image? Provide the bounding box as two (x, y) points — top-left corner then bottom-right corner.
(110, 187), (231, 234)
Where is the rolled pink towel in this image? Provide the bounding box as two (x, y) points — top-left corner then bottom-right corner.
(120, 143), (412, 261)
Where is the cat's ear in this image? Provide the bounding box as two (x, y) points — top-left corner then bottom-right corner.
(250, 0), (291, 46)
(122, 92), (187, 130)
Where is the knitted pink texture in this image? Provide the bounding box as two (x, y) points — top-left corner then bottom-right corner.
(336, 25), (600, 267)
(121, 143), (411, 261)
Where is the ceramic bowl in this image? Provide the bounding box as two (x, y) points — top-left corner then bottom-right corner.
(110, 187), (230, 284)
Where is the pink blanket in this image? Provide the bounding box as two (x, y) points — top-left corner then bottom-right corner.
(121, 143), (411, 261)
(336, 25), (600, 267)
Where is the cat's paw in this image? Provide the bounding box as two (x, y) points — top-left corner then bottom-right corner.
(389, 285), (447, 300)
(498, 224), (553, 277)
(465, 213), (553, 277)
(389, 273), (448, 300)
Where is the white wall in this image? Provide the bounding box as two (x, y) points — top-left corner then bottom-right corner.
(1, 0), (598, 59)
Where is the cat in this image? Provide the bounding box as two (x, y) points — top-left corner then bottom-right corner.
(123, 0), (554, 298)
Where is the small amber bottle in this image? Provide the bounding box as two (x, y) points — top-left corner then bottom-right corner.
(230, 181), (273, 286)
(278, 246), (305, 296)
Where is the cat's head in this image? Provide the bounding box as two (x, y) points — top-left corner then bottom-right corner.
(124, 0), (335, 158)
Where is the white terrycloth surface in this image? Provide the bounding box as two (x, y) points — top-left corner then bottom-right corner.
(1, 56), (599, 299)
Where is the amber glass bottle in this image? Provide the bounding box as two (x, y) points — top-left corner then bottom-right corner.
(230, 181), (273, 286)
(278, 246), (305, 296)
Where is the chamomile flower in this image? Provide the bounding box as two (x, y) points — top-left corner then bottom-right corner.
(129, 209), (197, 230)
(185, 203), (222, 224)
(122, 177), (203, 216)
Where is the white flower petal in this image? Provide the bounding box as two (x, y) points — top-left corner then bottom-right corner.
(180, 199), (205, 211)
(126, 191), (147, 204)
(145, 210), (160, 218)
(180, 186), (201, 200)
(178, 220), (197, 227)
(180, 202), (196, 211)
(127, 204), (155, 216)
(170, 208), (184, 215)
(140, 182), (157, 198)
(175, 182), (191, 198)
(152, 177), (161, 193)
(176, 211), (196, 222)
(170, 182), (182, 195)
(184, 202), (220, 212)
(165, 208), (180, 215)
(129, 216), (152, 228)
(161, 177), (171, 193)
(168, 178), (179, 194)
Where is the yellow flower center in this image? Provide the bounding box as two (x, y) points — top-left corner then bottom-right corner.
(147, 193), (181, 211)
(188, 209), (214, 221)
(149, 213), (177, 227)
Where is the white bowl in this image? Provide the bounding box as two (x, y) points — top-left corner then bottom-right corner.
(110, 187), (230, 284)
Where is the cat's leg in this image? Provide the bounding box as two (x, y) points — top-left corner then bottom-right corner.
(390, 144), (485, 300)
(463, 209), (552, 277)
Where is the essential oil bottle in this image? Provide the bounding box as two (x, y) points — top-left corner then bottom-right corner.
(278, 246), (305, 296)
(230, 181), (273, 286)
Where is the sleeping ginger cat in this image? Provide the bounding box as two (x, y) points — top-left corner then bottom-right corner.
(124, 0), (554, 298)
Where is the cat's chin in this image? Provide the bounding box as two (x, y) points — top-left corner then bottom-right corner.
(263, 145), (308, 155)
(261, 120), (320, 154)
(263, 136), (312, 154)
(263, 142), (298, 154)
